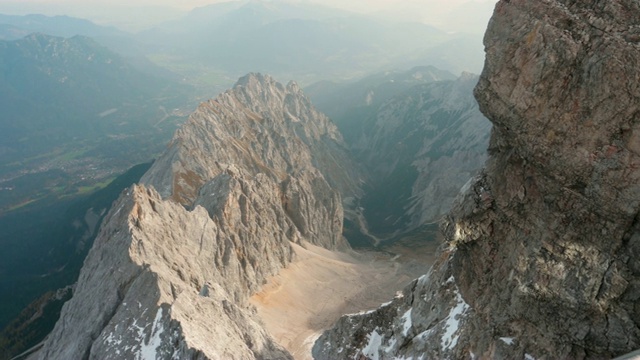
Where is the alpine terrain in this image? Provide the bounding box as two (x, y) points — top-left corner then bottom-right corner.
(314, 0), (640, 359)
(308, 68), (491, 239)
(22, 71), (422, 359)
(305, 66), (491, 240)
(26, 62), (484, 358)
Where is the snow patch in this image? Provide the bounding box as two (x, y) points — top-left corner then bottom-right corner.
(416, 327), (436, 342)
(359, 328), (383, 360)
(104, 331), (122, 348)
(348, 309), (376, 316)
(401, 308), (413, 336)
(113, 204), (125, 217)
(459, 177), (474, 195)
(441, 290), (469, 351)
(417, 273), (431, 287)
(99, 108), (118, 117)
(137, 307), (166, 360)
(525, 354), (536, 360)
(383, 337), (397, 353)
(499, 337), (515, 345)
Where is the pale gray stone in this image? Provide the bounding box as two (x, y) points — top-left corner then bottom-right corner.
(33, 74), (359, 359)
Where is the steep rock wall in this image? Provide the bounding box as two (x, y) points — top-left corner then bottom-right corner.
(34, 74), (358, 359)
(309, 70), (491, 236)
(314, 0), (640, 358)
(141, 73), (360, 209)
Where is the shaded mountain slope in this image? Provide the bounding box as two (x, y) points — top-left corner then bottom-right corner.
(308, 68), (491, 238)
(0, 33), (194, 215)
(0, 162), (152, 358)
(0, 33), (186, 157)
(314, 0), (640, 359)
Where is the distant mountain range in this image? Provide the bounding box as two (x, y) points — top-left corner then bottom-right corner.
(0, 3), (486, 85)
(0, 33), (174, 148)
(305, 65), (458, 129)
(0, 33), (195, 215)
(307, 67), (491, 237)
(0, 5), (492, 358)
(134, 1), (484, 82)
(0, 13), (125, 40)
(0, 31), (194, 358)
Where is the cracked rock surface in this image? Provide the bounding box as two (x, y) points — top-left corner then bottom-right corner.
(33, 73), (359, 359)
(314, 0), (640, 358)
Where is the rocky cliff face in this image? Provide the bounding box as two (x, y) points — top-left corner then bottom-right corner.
(314, 0), (640, 359)
(141, 72), (360, 248)
(353, 73), (491, 234)
(308, 69), (491, 237)
(33, 73), (359, 359)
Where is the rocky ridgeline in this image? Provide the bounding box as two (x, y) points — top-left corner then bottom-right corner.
(141, 73), (360, 209)
(314, 0), (640, 359)
(33, 74), (359, 359)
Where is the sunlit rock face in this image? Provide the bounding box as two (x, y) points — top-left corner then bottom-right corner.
(314, 0), (640, 359)
(33, 73), (360, 359)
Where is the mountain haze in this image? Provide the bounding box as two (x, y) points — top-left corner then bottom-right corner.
(315, 0), (640, 359)
(308, 68), (491, 238)
(137, 1), (481, 83)
(0, 14), (125, 40)
(0, 33), (177, 148)
(0, 32), (194, 213)
(0, 2), (505, 359)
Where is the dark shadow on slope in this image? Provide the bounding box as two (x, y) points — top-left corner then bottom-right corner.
(0, 162), (152, 359)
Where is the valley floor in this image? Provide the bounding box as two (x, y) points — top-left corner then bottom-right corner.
(250, 240), (437, 359)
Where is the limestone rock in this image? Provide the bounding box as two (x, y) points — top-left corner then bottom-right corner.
(33, 74), (358, 359)
(315, 0), (640, 358)
(141, 73), (361, 208)
(386, 74), (490, 230)
(37, 184), (292, 359)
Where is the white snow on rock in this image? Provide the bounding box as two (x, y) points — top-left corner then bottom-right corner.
(499, 337), (515, 345)
(441, 289), (469, 351)
(383, 337), (397, 353)
(359, 328), (383, 360)
(138, 307), (166, 360)
(401, 308), (413, 336)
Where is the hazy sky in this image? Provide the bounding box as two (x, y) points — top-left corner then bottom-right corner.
(0, 0), (496, 10)
(0, 0), (498, 33)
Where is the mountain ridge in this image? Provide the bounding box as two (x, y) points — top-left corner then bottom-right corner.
(314, 0), (640, 358)
(31, 73), (359, 359)
(0, 13), (126, 40)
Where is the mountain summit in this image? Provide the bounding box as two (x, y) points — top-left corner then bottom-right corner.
(32, 74), (359, 359)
